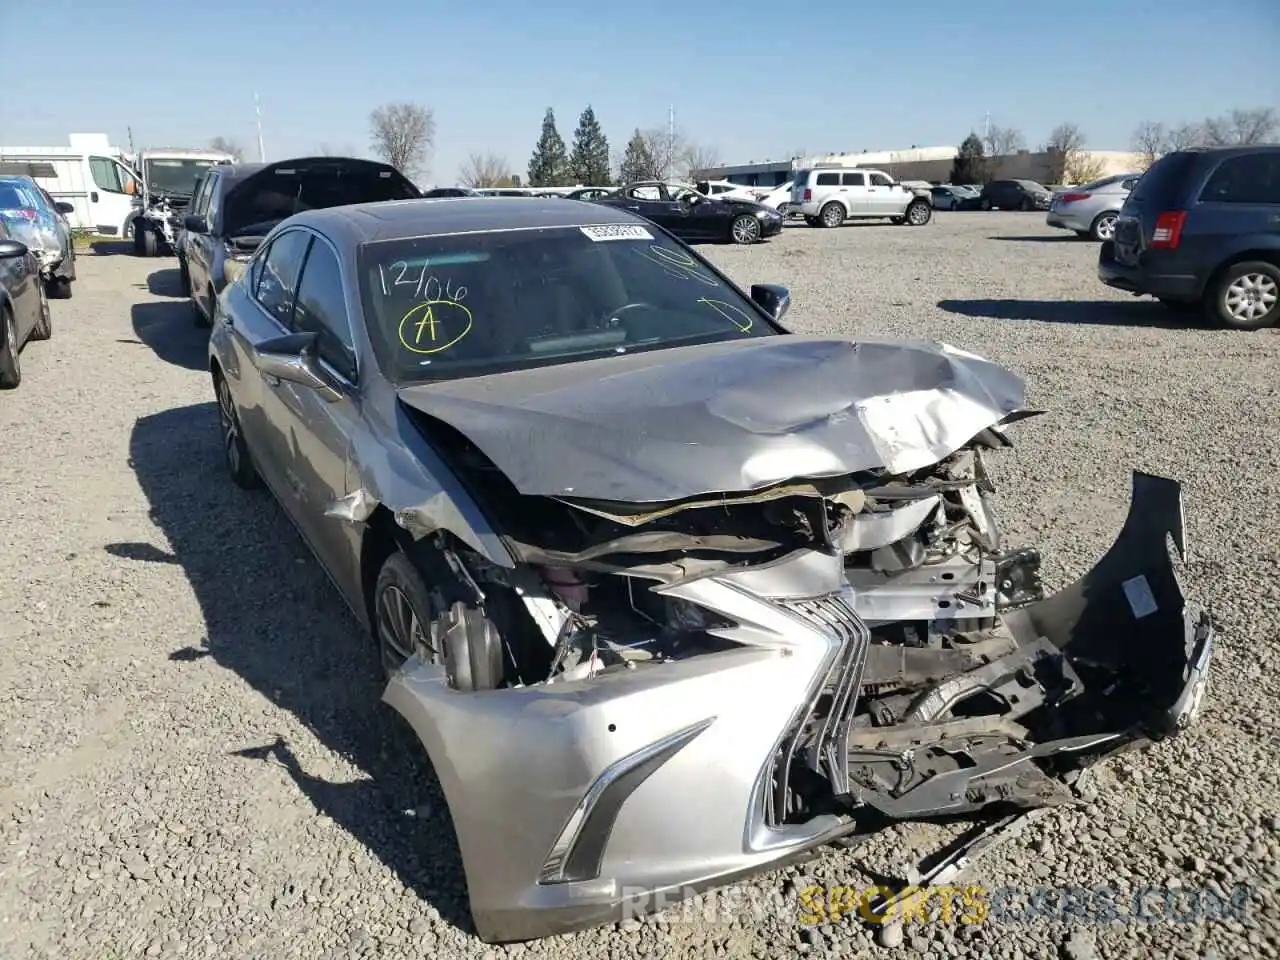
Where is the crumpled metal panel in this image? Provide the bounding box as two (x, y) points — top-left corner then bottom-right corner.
(396, 335), (1030, 504)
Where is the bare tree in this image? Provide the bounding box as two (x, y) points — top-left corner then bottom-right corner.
(1043, 123), (1101, 183)
(679, 142), (721, 180)
(1167, 122), (1205, 151)
(209, 137), (244, 160)
(1130, 121), (1168, 169)
(639, 127), (686, 181)
(1203, 107), (1278, 146)
(983, 124), (1026, 157)
(459, 152), (512, 188)
(369, 102), (435, 178)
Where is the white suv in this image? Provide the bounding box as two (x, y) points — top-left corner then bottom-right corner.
(791, 166), (933, 228)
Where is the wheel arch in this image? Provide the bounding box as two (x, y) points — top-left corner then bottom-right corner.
(1200, 246), (1280, 299)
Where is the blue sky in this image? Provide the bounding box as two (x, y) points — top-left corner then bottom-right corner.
(3, 0), (1276, 183)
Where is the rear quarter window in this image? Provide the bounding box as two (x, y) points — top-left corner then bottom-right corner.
(815, 173), (840, 186)
(1198, 153), (1280, 205)
(1129, 152), (1198, 205)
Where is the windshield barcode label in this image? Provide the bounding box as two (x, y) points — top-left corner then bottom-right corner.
(580, 224), (652, 242)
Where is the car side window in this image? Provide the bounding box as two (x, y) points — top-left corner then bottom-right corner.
(628, 185), (661, 201)
(253, 229), (312, 327)
(1121, 177), (1139, 191)
(1199, 154), (1280, 204)
(816, 173), (840, 186)
(89, 157), (126, 194)
(869, 172), (892, 187)
(205, 177), (224, 231)
(292, 237), (357, 382)
(841, 172), (865, 187)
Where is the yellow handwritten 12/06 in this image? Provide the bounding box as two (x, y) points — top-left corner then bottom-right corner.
(696, 298), (753, 332)
(398, 300), (473, 355)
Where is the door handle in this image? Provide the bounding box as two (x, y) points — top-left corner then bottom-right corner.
(264, 373), (281, 387)
(626, 205), (641, 211)
(90, 191), (99, 203)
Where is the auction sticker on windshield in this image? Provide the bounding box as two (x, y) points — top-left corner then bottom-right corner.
(580, 224), (653, 242)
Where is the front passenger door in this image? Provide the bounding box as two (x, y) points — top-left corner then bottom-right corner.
(269, 234), (363, 602)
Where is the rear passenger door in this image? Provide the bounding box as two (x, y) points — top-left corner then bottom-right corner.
(839, 171), (872, 214)
(1191, 151), (1280, 261)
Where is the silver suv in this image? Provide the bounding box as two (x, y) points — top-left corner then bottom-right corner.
(791, 166), (933, 228)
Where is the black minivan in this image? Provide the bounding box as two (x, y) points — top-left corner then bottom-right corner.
(178, 157), (421, 328)
(1098, 145), (1280, 330)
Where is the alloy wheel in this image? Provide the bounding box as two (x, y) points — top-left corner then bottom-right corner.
(907, 203), (930, 225)
(376, 584), (438, 673)
(217, 377), (241, 476)
(732, 216), (761, 244)
(1094, 214), (1117, 241)
(1224, 272), (1278, 324)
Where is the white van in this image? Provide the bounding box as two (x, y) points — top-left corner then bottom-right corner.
(0, 133), (139, 237)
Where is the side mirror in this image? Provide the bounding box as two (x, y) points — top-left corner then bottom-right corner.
(750, 283), (790, 321)
(251, 331), (342, 401)
(55, 201), (75, 215)
(183, 214), (209, 234)
(0, 239), (29, 259)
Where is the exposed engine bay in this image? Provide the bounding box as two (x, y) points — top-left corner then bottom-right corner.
(395, 411), (1210, 830)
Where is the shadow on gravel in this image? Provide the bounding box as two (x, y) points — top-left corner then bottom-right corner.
(938, 298), (1207, 329)
(129, 301), (208, 371)
(89, 240), (133, 256)
(114, 403), (475, 936)
(145, 267), (185, 298)
(987, 235), (1084, 243)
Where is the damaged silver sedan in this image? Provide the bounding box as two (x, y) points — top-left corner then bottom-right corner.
(208, 197), (1213, 943)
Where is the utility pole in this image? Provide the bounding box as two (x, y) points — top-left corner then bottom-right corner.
(984, 111), (991, 146)
(668, 104), (675, 178)
(255, 93), (266, 162)
(127, 126), (136, 157)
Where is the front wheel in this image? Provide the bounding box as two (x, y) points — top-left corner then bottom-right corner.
(979, 199), (992, 211)
(730, 214), (762, 244)
(178, 256), (191, 296)
(1210, 261), (1280, 330)
(46, 276), (72, 300)
(0, 308), (21, 389)
(215, 373), (261, 489)
(904, 200), (932, 226)
(140, 226), (158, 257)
(819, 202), (844, 228)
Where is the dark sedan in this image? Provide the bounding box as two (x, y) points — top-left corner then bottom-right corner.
(0, 220), (53, 388)
(593, 180), (784, 243)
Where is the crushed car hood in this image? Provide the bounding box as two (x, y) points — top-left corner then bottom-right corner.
(397, 335), (1033, 504)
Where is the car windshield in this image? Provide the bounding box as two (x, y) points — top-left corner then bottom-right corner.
(357, 223), (777, 384)
(145, 158), (222, 197)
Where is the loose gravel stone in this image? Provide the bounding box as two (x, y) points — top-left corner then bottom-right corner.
(2, 216), (1278, 958)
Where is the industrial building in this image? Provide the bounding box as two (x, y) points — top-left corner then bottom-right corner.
(699, 145), (1143, 187)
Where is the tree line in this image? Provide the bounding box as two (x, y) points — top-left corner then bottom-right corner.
(204, 102), (1275, 191)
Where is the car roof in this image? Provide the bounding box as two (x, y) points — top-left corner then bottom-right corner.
(289, 197), (646, 245)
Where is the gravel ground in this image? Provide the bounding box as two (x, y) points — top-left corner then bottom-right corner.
(2, 212), (1278, 960)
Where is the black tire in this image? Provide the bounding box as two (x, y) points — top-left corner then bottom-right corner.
(141, 226), (158, 257)
(904, 199), (932, 226)
(178, 256), (191, 296)
(46, 276), (72, 300)
(730, 214), (761, 244)
(132, 221), (145, 256)
(373, 547), (503, 691)
(214, 372), (261, 489)
(0, 307), (21, 389)
(30, 283), (51, 341)
(979, 199), (992, 211)
(1208, 260), (1280, 331)
(1018, 198), (1032, 211)
(1089, 212), (1118, 242)
(818, 202), (844, 228)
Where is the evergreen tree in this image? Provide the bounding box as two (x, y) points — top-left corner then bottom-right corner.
(618, 129), (656, 184)
(568, 106), (612, 186)
(950, 133), (989, 184)
(528, 108), (570, 187)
